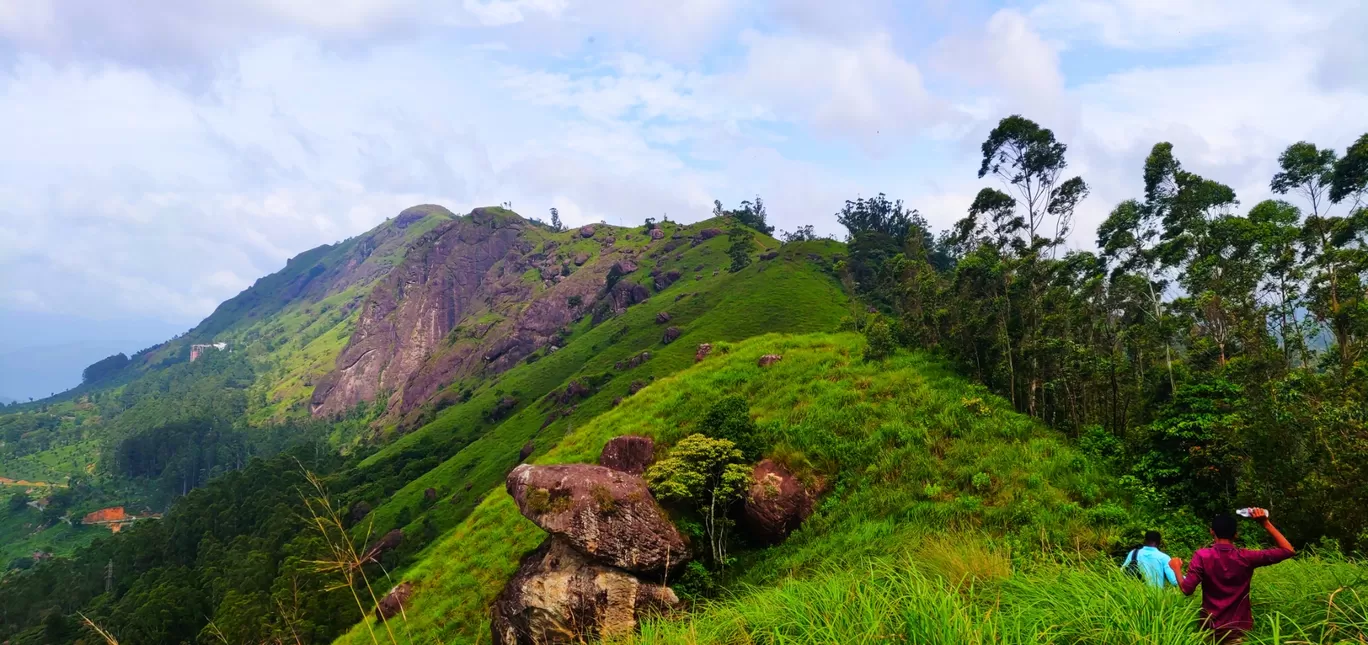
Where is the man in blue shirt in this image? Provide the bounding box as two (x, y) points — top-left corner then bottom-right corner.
(1122, 530), (1181, 588)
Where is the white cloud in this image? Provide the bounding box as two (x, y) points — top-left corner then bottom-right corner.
(1027, 0), (1341, 51)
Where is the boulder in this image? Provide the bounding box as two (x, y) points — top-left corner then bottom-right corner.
(604, 236), (617, 246)
(375, 581), (414, 621)
(580, 225), (596, 238)
(361, 529), (404, 565)
(699, 228), (723, 240)
(661, 326), (681, 344)
(760, 251), (779, 261)
(613, 259), (638, 275)
(506, 464), (688, 575)
(520, 441), (536, 461)
(655, 311), (671, 324)
(649, 228), (665, 240)
(424, 487), (438, 502)
(757, 354), (782, 367)
(694, 343), (712, 362)
(652, 270), (681, 292)
(598, 436), (655, 475)
(573, 253), (589, 266)
(743, 460), (816, 544)
(609, 281), (650, 312)
(350, 500), (373, 523)
(491, 537), (680, 645)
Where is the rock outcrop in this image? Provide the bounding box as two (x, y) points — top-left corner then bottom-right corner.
(375, 582), (413, 620)
(695, 343), (712, 362)
(491, 538), (679, 645)
(580, 225), (596, 238)
(662, 327), (681, 344)
(598, 436), (655, 475)
(506, 464), (687, 575)
(743, 460), (817, 544)
(655, 311), (671, 324)
(757, 354), (783, 367)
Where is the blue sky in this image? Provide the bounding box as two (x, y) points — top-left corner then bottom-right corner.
(1, 0), (1365, 398)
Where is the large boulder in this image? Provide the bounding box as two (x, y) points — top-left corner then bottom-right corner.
(652, 270), (681, 292)
(492, 537), (680, 645)
(694, 343), (712, 362)
(743, 460), (816, 544)
(506, 464), (688, 575)
(599, 436), (655, 475)
(649, 228), (665, 240)
(375, 581), (413, 620)
(661, 327), (681, 344)
(580, 225), (596, 238)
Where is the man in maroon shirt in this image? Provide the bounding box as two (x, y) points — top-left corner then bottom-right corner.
(1175, 508), (1296, 643)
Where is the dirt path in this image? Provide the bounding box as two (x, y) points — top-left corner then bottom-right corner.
(0, 476), (67, 488)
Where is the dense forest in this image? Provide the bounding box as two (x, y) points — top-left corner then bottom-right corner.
(841, 115), (1368, 550)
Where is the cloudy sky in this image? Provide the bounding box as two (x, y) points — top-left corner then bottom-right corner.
(1, 0), (1365, 397)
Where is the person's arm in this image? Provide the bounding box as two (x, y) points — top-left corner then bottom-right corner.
(1178, 553), (1202, 596)
(1166, 556), (1181, 586)
(1250, 508), (1295, 554)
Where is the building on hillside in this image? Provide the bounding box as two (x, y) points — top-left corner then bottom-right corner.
(190, 342), (228, 362)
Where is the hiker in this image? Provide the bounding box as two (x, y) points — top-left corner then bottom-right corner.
(1176, 508), (1295, 643)
(1121, 530), (1181, 588)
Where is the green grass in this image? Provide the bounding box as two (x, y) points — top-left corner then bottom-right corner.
(347, 235), (850, 543)
(334, 332), (1132, 644)
(621, 554), (1365, 645)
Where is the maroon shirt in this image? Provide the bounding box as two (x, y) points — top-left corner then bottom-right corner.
(1179, 543), (1294, 633)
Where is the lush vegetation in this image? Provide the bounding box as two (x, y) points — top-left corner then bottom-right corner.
(841, 116), (1368, 552)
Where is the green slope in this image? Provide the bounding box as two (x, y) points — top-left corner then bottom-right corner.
(338, 333), (1367, 645)
(335, 235), (851, 559)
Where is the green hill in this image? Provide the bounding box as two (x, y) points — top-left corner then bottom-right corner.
(336, 334), (1364, 645)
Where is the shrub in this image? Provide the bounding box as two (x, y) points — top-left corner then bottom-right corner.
(646, 434), (751, 565)
(863, 318), (896, 361)
(699, 395), (763, 461)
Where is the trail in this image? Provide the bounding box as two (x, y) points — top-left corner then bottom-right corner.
(0, 476), (67, 488)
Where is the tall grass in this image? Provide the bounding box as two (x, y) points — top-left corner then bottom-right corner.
(620, 550), (1367, 645)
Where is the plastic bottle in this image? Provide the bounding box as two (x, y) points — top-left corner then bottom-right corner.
(1236, 508), (1257, 518)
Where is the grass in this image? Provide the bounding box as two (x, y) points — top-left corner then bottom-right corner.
(620, 554), (1366, 645)
(334, 333), (1127, 644)
(344, 231), (848, 545)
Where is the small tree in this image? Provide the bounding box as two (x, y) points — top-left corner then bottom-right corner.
(863, 317), (896, 361)
(646, 434), (750, 566)
(643, 217), (657, 233)
(727, 219), (757, 273)
(549, 207), (564, 232)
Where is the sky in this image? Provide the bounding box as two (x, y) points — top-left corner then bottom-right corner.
(1, 0), (1366, 398)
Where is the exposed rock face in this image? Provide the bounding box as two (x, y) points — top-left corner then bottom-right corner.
(491, 537), (679, 645)
(699, 228), (723, 240)
(760, 251), (779, 261)
(598, 436), (655, 475)
(695, 343), (712, 362)
(649, 228), (665, 240)
(609, 281), (650, 313)
(613, 259), (638, 275)
(375, 581), (414, 620)
(580, 225), (596, 238)
(361, 529), (404, 564)
(311, 208), (626, 418)
(743, 460), (816, 544)
(520, 441), (536, 461)
(655, 311), (671, 324)
(661, 327), (681, 344)
(506, 464), (688, 575)
(757, 354), (783, 367)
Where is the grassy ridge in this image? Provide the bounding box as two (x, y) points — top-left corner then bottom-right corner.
(336, 333), (1128, 644)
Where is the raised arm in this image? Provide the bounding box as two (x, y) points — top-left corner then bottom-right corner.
(1250, 507), (1294, 554)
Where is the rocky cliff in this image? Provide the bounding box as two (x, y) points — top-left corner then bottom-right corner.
(310, 207), (651, 418)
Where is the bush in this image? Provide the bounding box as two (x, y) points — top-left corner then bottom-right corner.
(863, 318), (896, 361)
(699, 395), (763, 461)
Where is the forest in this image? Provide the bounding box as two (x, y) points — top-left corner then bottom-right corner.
(841, 115), (1368, 550)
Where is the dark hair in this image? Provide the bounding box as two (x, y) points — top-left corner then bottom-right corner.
(1144, 530), (1162, 545)
(1211, 515), (1238, 539)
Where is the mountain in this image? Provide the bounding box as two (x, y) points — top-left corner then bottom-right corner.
(1, 203), (1361, 645)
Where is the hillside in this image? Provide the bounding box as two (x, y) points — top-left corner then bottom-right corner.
(337, 334), (1365, 645)
(0, 206), (857, 643)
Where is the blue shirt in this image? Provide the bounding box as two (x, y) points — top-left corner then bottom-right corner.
(1123, 545), (1178, 588)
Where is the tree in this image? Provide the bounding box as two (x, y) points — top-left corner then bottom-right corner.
(977, 115), (1088, 256)
(1330, 133), (1368, 208)
(643, 217), (657, 233)
(726, 219), (757, 273)
(83, 353), (130, 385)
(549, 208), (563, 232)
(699, 396), (762, 460)
(1272, 141), (1337, 217)
(645, 434), (750, 566)
(780, 225), (816, 243)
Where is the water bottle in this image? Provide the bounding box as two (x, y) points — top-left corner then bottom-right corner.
(1236, 508), (1263, 518)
